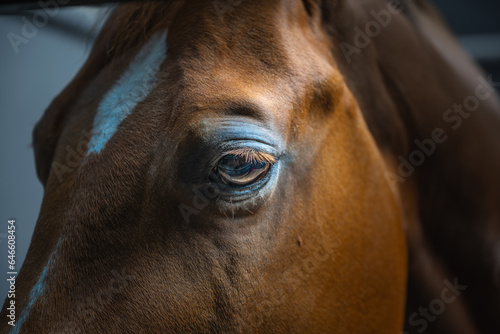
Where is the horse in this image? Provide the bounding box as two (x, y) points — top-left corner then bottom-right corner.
(2, 0), (500, 333)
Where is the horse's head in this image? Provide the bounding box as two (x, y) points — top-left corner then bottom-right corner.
(3, 1), (407, 332)
(8, 0), (500, 333)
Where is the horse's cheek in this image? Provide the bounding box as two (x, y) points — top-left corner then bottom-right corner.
(303, 91), (407, 332)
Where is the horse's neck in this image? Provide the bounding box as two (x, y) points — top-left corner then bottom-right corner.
(389, 8), (500, 327)
(334, 0), (500, 231)
(329, 1), (500, 332)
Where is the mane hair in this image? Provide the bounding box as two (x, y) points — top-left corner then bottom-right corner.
(101, 1), (182, 62)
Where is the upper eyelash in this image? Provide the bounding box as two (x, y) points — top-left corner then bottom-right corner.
(220, 148), (277, 164)
(207, 147), (278, 174)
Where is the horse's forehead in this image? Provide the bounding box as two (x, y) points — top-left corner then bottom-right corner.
(83, 1), (334, 159)
(85, 37), (293, 158)
(161, 10), (328, 106)
(164, 1), (311, 74)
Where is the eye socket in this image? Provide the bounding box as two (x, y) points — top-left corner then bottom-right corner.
(214, 148), (276, 186)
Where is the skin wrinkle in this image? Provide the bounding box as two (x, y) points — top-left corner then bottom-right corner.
(2, 1), (500, 333)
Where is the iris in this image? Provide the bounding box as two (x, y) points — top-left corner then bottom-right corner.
(214, 150), (274, 186)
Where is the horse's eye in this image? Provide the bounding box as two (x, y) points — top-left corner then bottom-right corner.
(215, 153), (273, 186)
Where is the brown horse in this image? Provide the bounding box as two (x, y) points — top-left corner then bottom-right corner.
(2, 0), (500, 333)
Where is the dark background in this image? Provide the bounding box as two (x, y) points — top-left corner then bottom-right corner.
(432, 0), (500, 80)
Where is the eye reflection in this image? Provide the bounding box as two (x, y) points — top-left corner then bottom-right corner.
(214, 148), (276, 186)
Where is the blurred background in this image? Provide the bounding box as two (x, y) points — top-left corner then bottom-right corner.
(433, 0), (500, 81)
(0, 4), (111, 302)
(0, 0), (499, 302)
